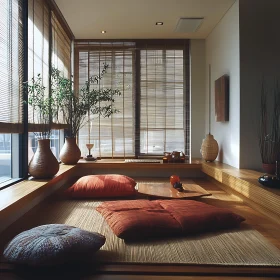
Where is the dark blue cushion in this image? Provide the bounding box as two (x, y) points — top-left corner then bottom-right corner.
(3, 224), (105, 266)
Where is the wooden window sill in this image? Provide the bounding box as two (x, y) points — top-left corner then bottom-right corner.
(0, 164), (77, 234)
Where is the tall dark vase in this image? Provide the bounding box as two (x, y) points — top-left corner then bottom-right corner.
(29, 139), (59, 179)
(59, 137), (81, 164)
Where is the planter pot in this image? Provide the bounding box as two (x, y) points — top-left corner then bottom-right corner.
(262, 163), (276, 175)
(200, 133), (219, 162)
(29, 139), (59, 179)
(60, 137), (81, 165)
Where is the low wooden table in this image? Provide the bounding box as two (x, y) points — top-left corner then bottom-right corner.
(136, 179), (211, 199)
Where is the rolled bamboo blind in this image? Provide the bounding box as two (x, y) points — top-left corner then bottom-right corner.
(27, 0), (50, 132)
(74, 40), (190, 158)
(75, 42), (135, 158)
(27, 0), (72, 131)
(0, 0), (24, 133)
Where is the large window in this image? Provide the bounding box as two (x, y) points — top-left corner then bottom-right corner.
(51, 11), (71, 77)
(27, 0), (50, 160)
(0, 0), (23, 184)
(75, 42), (135, 158)
(27, 0), (72, 162)
(0, 0), (73, 188)
(140, 49), (184, 155)
(0, 134), (12, 184)
(75, 40), (189, 158)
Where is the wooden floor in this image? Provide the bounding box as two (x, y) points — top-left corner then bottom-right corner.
(193, 178), (280, 251)
(1, 177), (280, 279)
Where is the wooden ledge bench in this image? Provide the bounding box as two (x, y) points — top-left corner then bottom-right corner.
(201, 161), (280, 224)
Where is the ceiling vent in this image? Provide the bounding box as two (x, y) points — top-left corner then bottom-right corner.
(174, 18), (204, 33)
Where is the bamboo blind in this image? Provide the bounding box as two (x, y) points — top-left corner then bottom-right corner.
(0, 0), (24, 133)
(74, 40), (189, 158)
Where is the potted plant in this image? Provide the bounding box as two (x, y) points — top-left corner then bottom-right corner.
(51, 64), (121, 164)
(259, 80), (280, 174)
(25, 74), (59, 178)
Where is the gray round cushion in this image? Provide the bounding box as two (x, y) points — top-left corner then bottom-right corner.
(3, 224), (106, 266)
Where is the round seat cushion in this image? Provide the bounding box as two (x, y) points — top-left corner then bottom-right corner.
(3, 224), (106, 266)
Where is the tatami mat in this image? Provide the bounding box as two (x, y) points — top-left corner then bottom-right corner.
(29, 199), (280, 266)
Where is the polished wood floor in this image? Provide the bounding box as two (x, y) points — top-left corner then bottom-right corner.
(1, 177), (280, 279)
(192, 178), (280, 251)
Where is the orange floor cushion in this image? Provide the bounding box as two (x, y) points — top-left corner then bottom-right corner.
(96, 199), (245, 240)
(65, 174), (137, 198)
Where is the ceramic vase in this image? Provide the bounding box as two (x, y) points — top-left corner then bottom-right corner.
(28, 138), (34, 163)
(200, 133), (219, 162)
(59, 137), (81, 164)
(28, 139), (59, 179)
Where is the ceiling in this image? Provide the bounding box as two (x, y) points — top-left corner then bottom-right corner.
(54, 0), (236, 40)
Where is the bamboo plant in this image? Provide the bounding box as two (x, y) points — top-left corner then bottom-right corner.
(51, 63), (121, 138)
(24, 74), (57, 139)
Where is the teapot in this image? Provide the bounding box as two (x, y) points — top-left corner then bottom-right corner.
(171, 151), (180, 162)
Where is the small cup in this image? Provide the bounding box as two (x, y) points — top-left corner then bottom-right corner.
(163, 157), (168, 163)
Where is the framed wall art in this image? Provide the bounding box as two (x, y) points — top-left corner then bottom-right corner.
(215, 75), (229, 122)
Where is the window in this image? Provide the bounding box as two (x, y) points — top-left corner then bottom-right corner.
(140, 49), (185, 155)
(27, 0), (51, 161)
(75, 40), (189, 158)
(0, 134), (12, 184)
(51, 11), (71, 78)
(51, 9), (72, 130)
(75, 42), (135, 158)
(0, 0), (72, 188)
(27, 0), (73, 162)
(0, 0), (24, 184)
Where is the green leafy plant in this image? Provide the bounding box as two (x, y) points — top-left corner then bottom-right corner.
(51, 63), (121, 138)
(24, 74), (56, 139)
(259, 79), (280, 164)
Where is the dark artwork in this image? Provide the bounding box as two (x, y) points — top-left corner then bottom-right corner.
(215, 75), (229, 122)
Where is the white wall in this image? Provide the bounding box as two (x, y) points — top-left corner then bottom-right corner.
(205, 0), (240, 168)
(190, 40), (206, 158)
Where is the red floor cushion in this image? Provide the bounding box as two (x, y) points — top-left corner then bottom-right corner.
(159, 200), (245, 234)
(96, 200), (182, 239)
(96, 199), (245, 240)
(65, 174), (137, 198)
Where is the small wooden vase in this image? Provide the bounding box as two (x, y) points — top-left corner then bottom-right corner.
(200, 133), (219, 162)
(60, 137), (81, 165)
(28, 139), (59, 179)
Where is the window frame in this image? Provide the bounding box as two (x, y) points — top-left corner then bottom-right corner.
(0, 0), (73, 190)
(74, 39), (190, 158)
(138, 48), (186, 156)
(0, 0), (27, 189)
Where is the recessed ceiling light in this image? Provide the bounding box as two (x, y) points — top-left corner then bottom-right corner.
(156, 22), (163, 25)
(101, 30), (106, 34)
